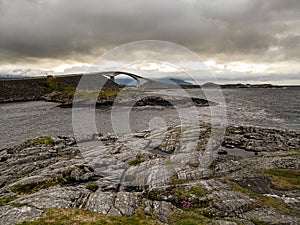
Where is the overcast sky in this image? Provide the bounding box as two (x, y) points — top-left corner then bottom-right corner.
(0, 0), (299, 84)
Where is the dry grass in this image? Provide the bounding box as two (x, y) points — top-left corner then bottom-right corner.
(228, 180), (298, 214)
(261, 169), (300, 190)
(18, 208), (158, 225)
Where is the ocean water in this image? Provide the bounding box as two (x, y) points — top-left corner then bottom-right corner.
(0, 87), (299, 148)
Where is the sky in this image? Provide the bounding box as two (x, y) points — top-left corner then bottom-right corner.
(0, 0), (299, 84)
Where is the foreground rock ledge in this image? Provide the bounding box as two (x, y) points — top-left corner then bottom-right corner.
(0, 125), (299, 224)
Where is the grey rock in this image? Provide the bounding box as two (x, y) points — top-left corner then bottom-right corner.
(223, 126), (299, 152)
(0, 124), (299, 224)
(0, 205), (43, 225)
(85, 191), (115, 214)
(86, 191), (142, 217)
(144, 200), (177, 223)
(229, 173), (274, 194)
(206, 191), (257, 217)
(241, 208), (300, 225)
(11, 186), (90, 210)
(114, 192), (142, 216)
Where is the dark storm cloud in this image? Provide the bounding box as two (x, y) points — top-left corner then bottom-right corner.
(0, 0), (299, 63)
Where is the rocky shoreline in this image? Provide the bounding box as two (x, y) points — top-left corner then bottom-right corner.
(0, 125), (299, 224)
(43, 89), (215, 108)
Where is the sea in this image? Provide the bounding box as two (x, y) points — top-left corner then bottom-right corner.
(1, 87), (299, 149)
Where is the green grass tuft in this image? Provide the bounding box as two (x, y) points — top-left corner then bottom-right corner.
(147, 190), (164, 201)
(128, 154), (145, 166)
(190, 187), (205, 198)
(146, 184), (207, 209)
(11, 177), (64, 195)
(85, 183), (99, 192)
(17, 208), (158, 225)
(168, 211), (205, 225)
(23, 136), (54, 147)
(249, 218), (270, 225)
(261, 169), (300, 190)
(228, 180), (299, 215)
(0, 195), (17, 206)
(168, 208), (216, 225)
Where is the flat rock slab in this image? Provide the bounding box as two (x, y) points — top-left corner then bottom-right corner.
(11, 186), (90, 210)
(241, 208), (300, 225)
(0, 205), (43, 225)
(207, 191), (257, 217)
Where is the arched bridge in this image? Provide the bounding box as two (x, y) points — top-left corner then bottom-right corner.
(101, 71), (150, 88)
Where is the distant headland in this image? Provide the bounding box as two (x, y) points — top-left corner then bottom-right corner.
(181, 82), (280, 89)
(0, 73), (297, 103)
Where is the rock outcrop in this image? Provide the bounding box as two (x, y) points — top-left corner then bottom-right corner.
(0, 74), (120, 103)
(0, 125), (299, 224)
(43, 90), (215, 108)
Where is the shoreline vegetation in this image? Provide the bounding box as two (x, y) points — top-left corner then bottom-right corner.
(24, 76), (216, 108)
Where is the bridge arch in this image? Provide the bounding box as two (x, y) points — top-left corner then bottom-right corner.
(102, 71), (149, 88)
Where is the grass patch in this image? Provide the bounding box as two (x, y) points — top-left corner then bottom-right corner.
(147, 190), (164, 201)
(10, 167), (97, 202)
(147, 184), (208, 209)
(44, 77), (120, 101)
(170, 177), (191, 186)
(172, 188), (196, 207)
(228, 181), (298, 214)
(22, 136), (54, 147)
(43, 77), (62, 94)
(32, 137), (54, 145)
(43, 77), (75, 96)
(98, 90), (119, 99)
(173, 192), (210, 209)
(0, 195), (17, 206)
(74, 90), (99, 99)
(190, 187), (205, 198)
(261, 169), (300, 190)
(196, 141), (207, 151)
(58, 86), (76, 99)
(74, 90), (119, 100)
(167, 177), (208, 208)
(228, 181), (253, 196)
(65, 153), (78, 159)
(85, 183), (99, 192)
(247, 195), (293, 214)
(274, 151), (300, 157)
(168, 210), (206, 225)
(17, 208), (158, 225)
(249, 218), (270, 225)
(11, 177), (64, 195)
(128, 154), (145, 166)
(201, 209), (214, 219)
(168, 208), (216, 225)
(10, 202), (29, 207)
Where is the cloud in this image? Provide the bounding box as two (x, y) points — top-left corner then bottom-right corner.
(0, 0), (299, 84)
(0, 0), (299, 64)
